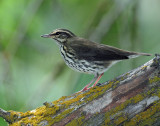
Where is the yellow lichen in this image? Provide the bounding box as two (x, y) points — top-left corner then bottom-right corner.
(105, 87), (160, 125)
(141, 65), (147, 70)
(124, 101), (160, 126)
(49, 108), (74, 125)
(9, 72), (160, 125)
(65, 115), (85, 126)
(149, 76), (160, 83)
(115, 116), (127, 125)
(8, 111), (23, 124)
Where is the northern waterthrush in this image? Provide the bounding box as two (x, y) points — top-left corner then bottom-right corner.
(41, 29), (151, 91)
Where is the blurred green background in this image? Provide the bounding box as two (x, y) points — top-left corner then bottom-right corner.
(0, 0), (160, 125)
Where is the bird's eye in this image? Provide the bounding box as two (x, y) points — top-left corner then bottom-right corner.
(55, 32), (60, 35)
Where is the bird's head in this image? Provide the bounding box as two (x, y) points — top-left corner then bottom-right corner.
(41, 29), (76, 44)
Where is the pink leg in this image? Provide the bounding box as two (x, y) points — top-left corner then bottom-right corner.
(81, 75), (99, 91)
(92, 73), (104, 87)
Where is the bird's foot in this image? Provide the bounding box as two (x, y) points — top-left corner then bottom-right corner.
(81, 87), (90, 92)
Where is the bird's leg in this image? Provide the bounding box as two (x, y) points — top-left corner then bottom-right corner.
(81, 74), (99, 91)
(92, 73), (104, 87)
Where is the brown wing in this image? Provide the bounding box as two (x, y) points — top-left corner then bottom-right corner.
(67, 38), (133, 61)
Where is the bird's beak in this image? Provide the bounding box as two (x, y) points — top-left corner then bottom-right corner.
(41, 34), (54, 38)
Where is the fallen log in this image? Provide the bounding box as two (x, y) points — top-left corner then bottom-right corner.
(0, 54), (160, 126)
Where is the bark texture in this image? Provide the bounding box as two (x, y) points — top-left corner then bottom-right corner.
(0, 54), (160, 126)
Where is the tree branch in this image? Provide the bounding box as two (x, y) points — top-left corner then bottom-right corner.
(0, 54), (160, 126)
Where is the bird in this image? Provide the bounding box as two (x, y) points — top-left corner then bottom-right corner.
(41, 28), (151, 91)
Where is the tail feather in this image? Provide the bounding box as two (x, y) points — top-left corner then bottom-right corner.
(128, 52), (152, 59)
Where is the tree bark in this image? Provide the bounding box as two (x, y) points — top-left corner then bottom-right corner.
(0, 54), (160, 126)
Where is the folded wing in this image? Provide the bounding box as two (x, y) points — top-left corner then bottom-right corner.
(69, 38), (132, 61)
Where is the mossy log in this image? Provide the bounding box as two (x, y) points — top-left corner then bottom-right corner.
(0, 54), (160, 126)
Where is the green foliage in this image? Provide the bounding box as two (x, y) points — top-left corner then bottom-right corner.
(0, 0), (160, 125)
